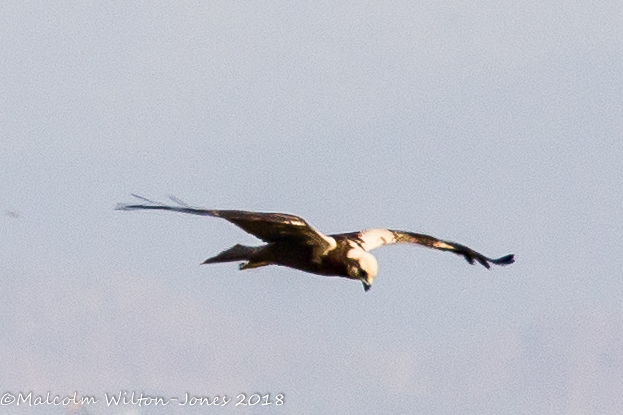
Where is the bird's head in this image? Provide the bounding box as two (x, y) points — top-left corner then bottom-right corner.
(346, 250), (378, 292)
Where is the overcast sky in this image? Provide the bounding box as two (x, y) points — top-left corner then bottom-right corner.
(1, 1), (622, 414)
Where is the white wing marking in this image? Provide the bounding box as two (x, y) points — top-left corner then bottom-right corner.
(433, 241), (454, 250)
(320, 233), (337, 251)
(357, 228), (396, 251)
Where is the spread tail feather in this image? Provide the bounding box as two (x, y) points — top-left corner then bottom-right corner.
(202, 244), (259, 265)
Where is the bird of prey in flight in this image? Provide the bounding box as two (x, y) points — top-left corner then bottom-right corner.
(117, 195), (515, 292)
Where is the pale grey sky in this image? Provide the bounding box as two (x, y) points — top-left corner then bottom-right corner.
(1, 1), (622, 414)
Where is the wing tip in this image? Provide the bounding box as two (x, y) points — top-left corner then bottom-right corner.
(491, 254), (515, 266)
(115, 203), (133, 211)
(116, 194), (158, 211)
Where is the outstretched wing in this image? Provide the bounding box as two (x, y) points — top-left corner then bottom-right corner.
(338, 228), (514, 269)
(116, 194), (336, 250)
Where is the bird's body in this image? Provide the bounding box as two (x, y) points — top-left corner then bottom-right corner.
(117, 195), (514, 291)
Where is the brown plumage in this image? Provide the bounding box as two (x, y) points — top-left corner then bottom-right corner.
(117, 195), (515, 291)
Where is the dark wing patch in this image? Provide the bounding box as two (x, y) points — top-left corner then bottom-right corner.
(390, 230), (515, 269)
(116, 194), (335, 250)
(335, 228), (514, 269)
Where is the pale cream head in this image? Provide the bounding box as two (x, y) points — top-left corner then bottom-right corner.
(347, 248), (379, 290)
